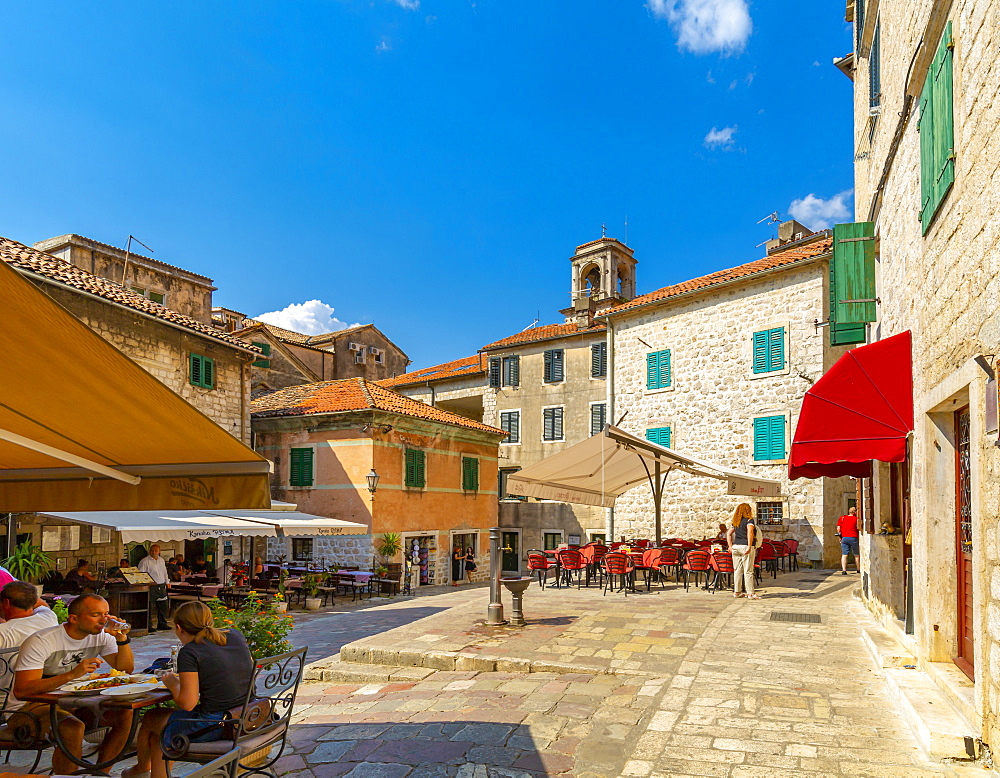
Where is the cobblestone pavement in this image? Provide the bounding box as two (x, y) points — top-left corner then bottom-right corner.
(3, 574), (990, 777)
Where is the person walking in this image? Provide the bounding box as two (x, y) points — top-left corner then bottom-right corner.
(727, 502), (760, 599)
(837, 507), (861, 575)
(464, 546), (477, 582)
(138, 544), (170, 631)
(451, 543), (464, 586)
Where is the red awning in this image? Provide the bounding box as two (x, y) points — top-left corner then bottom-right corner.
(789, 331), (913, 480)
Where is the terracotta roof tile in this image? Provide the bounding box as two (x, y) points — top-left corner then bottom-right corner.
(379, 355), (486, 388)
(0, 236), (257, 352)
(251, 377), (505, 435)
(481, 322), (606, 351)
(602, 235), (833, 317)
(240, 321), (315, 346)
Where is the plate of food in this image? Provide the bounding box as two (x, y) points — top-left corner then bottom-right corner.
(100, 682), (163, 698)
(60, 672), (158, 694)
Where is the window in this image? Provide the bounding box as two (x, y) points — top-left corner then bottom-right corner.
(461, 457), (479, 491)
(498, 468), (526, 500)
(829, 222), (876, 346)
(543, 349), (564, 383)
(488, 356), (520, 388)
(753, 415), (787, 461)
(854, 0), (865, 49)
(369, 347), (385, 365)
(919, 22), (955, 234)
(752, 328), (786, 373)
(289, 447), (314, 487)
(148, 291), (165, 305)
(591, 342), (607, 378)
(292, 537), (313, 561)
(646, 427), (672, 448)
(646, 349), (671, 390)
(869, 17), (881, 110)
(189, 354), (215, 389)
(756, 502), (784, 525)
(350, 342), (365, 364)
(252, 341), (272, 369)
(590, 403), (607, 436)
(499, 410), (520, 444)
(404, 448), (426, 488)
(131, 286), (145, 296)
(589, 532), (607, 544)
(542, 407), (564, 441)
(543, 532), (563, 551)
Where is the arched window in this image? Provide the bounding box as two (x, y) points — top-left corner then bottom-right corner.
(581, 266), (601, 298)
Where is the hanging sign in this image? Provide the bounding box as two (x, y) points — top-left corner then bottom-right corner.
(727, 477), (781, 497)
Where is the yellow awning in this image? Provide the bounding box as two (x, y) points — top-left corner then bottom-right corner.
(0, 258), (271, 512)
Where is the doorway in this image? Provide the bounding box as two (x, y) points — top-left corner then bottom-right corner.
(501, 531), (520, 574)
(955, 406), (974, 679)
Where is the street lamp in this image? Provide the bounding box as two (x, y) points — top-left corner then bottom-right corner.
(366, 469), (379, 494)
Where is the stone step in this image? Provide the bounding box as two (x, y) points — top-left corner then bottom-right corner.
(882, 666), (976, 760)
(861, 625), (916, 668)
(304, 655), (438, 683)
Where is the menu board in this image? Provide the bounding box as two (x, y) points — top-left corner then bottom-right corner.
(121, 568), (155, 585)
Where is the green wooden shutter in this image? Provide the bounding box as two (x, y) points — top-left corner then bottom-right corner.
(768, 328), (785, 371)
(752, 332), (768, 373)
(829, 223), (874, 347)
(552, 350), (564, 381)
(488, 357), (501, 388)
(189, 354), (202, 386)
(645, 427), (671, 448)
(405, 449), (425, 488)
(462, 457), (479, 491)
(590, 403), (606, 436)
(919, 22), (955, 234)
(202, 357), (215, 389)
(290, 448), (313, 487)
(659, 350), (671, 387)
(869, 18), (881, 109)
(509, 356), (520, 387)
(415, 450), (425, 487)
(510, 411), (519, 443)
(252, 342), (271, 368)
(592, 342), (607, 377)
(753, 418), (770, 460)
(646, 350), (672, 389)
(770, 416), (787, 459)
(544, 350), (563, 382)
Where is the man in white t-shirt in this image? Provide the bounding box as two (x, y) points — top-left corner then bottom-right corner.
(138, 544), (170, 630)
(13, 593), (134, 774)
(0, 581), (58, 696)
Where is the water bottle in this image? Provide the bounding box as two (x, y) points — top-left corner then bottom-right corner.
(168, 646), (179, 673)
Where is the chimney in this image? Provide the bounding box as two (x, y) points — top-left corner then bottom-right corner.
(766, 220), (813, 252)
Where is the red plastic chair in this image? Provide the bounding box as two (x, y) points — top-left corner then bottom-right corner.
(766, 539), (788, 572)
(639, 548), (673, 590)
(601, 551), (635, 596)
(527, 551), (555, 589)
(635, 539), (650, 549)
(555, 548), (587, 588)
(782, 539), (799, 571)
(681, 549), (711, 591)
(708, 551), (734, 593)
(754, 544), (778, 581)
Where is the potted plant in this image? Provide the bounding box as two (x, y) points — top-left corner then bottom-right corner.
(302, 573), (324, 611)
(272, 592), (287, 614)
(375, 533), (403, 581)
(3, 539), (54, 592)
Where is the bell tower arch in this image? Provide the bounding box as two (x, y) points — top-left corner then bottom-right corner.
(563, 236), (637, 326)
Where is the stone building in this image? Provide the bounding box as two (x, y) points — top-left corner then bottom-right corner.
(217, 313), (410, 394)
(603, 230), (854, 563)
(837, 0), (1000, 749)
(379, 355), (488, 422)
(34, 234), (216, 324)
(1, 234), (262, 572)
(251, 377), (506, 584)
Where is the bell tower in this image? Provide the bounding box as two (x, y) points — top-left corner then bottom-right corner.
(562, 237), (637, 327)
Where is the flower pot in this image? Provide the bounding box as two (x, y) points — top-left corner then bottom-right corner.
(304, 597), (322, 611)
(274, 601), (288, 613)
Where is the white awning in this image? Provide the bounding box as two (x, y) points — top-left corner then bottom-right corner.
(507, 425), (781, 508)
(204, 511), (369, 537)
(40, 511), (279, 544)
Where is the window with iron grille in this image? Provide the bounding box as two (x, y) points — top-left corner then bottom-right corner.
(756, 502), (784, 525)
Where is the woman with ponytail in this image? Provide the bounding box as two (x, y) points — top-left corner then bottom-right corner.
(727, 502), (761, 600)
(124, 601), (254, 778)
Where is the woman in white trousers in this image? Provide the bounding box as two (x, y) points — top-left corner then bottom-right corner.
(727, 503), (760, 599)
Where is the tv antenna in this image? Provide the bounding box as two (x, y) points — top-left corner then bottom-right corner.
(121, 235), (155, 288)
(756, 211), (780, 225)
(601, 223), (607, 238)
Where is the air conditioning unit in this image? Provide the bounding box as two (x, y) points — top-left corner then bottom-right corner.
(349, 342), (363, 351)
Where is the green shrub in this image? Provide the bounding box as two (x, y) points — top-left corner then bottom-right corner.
(204, 591), (293, 660)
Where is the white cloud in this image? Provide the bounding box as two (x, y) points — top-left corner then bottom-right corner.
(703, 125), (737, 149)
(788, 190), (854, 230)
(647, 0), (752, 54)
(389, 0), (419, 8)
(376, 39), (392, 52)
(254, 300), (359, 336)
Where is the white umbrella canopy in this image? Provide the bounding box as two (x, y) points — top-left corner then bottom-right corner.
(507, 425), (781, 541)
(39, 511), (278, 544)
(204, 510), (369, 537)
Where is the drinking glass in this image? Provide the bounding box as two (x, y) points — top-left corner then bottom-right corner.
(104, 616), (130, 633)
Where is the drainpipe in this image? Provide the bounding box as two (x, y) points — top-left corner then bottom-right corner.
(605, 318), (615, 541)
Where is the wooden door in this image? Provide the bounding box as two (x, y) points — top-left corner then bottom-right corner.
(955, 406), (974, 678)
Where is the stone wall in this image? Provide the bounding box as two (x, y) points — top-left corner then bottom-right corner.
(610, 261), (852, 562)
(850, 0), (1000, 744)
(41, 283), (252, 442)
(266, 535), (374, 570)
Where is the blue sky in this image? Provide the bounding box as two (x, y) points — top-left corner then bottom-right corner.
(1, 1), (854, 370)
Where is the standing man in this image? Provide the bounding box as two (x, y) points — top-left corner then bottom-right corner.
(13, 594), (134, 774)
(138, 544), (170, 630)
(837, 506), (861, 575)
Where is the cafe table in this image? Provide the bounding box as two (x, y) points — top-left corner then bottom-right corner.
(20, 685), (172, 772)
